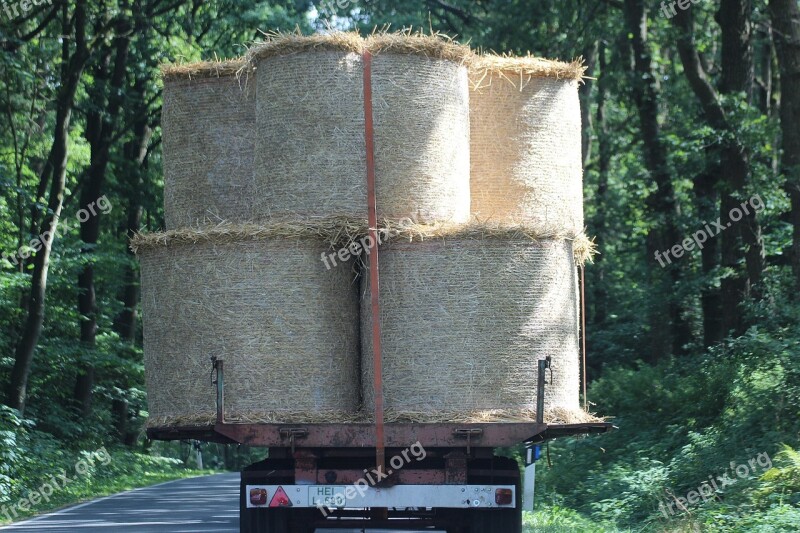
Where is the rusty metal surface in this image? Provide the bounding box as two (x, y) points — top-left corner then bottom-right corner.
(146, 425), (231, 443)
(445, 451), (468, 484)
(529, 422), (613, 443)
(294, 450), (317, 484)
(311, 469), (446, 485)
(212, 422), (551, 447)
(147, 422), (613, 447)
(362, 48), (386, 475)
(580, 264), (588, 411)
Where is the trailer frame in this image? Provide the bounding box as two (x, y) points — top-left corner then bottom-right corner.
(146, 357), (612, 532)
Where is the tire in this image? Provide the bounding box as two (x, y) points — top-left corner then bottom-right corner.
(468, 507), (522, 533)
(240, 506), (317, 532)
(287, 508), (317, 533)
(437, 507), (467, 533)
(240, 507), (288, 533)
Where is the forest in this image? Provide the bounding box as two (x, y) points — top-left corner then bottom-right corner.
(1, 0), (799, 531)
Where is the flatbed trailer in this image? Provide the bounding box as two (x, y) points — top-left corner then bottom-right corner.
(147, 358), (612, 532)
(143, 43), (613, 530)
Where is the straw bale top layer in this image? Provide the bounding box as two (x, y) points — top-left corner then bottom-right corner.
(364, 31), (471, 63)
(248, 30), (471, 63)
(160, 59), (246, 81)
(471, 54), (586, 81)
(248, 31), (363, 61)
(159, 38), (581, 81)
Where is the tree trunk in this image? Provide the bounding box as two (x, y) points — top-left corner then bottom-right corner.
(28, 152), (53, 256)
(719, 0), (765, 332)
(74, 28), (131, 414)
(674, 2), (765, 336)
(6, 2), (90, 414)
(111, 398), (129, 443)
(113, 102), (152, 342)
(624, 0), (687, 359)
(754, 22), (774, 115)
(672, 10), (726, 346)
(74, 50), (110, 416)
(114, 203), (143, 341)
(769, 0), (800, 289)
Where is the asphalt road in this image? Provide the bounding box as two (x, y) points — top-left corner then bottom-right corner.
(0, 474), (439, 532)
(0, 473), (240, 532)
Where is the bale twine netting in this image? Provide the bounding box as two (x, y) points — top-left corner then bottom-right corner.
(469, 55), (585, 235)
(361, 225), (596, 423)
(132, 224), (360, 428)
(161, 60), (256, 229)
(249, 31), (471, 223)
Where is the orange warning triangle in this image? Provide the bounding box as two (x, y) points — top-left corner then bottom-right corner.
(268, 486), (292, 507)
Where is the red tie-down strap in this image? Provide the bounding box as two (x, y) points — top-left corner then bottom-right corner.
(362, 50), (385, 474)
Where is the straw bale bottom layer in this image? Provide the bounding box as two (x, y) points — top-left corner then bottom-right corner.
(138, 235), (359, 428)
(362, 238), (583, 422)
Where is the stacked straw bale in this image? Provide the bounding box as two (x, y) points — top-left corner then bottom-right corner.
(133, 227), (359, 427)
(142, 31), (596, 429)
(249, 32), (471, 223)
(360, 224), (593, 424)
(469, 56), (585, 235)
(161, 60), (256, 229)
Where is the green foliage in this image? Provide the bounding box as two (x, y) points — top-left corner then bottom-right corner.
(523, 506), (624, 532)
(534, 283), (800, 530)
(756, 445), (800, 508)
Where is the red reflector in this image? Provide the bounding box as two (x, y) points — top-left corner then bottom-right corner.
(250, 488), (267, 506)
(495, 488), (513, 505)
(269, 486), (293, 507)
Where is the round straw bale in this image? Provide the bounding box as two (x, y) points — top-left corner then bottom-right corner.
(361, 235), (584, 423)
(469, 55), (585, 235)
(161, 60), (256, 229)
(249, 32), (471, 223)
(136, 228), (359, 428)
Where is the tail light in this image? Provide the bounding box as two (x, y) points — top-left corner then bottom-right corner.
(250, 488), (267, 506)
(495, 488), (513, 505)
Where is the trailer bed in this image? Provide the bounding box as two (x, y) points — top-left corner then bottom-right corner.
(147, 421), (611, 447)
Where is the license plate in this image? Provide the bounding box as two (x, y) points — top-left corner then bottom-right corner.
(308, 486), (347, 507)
